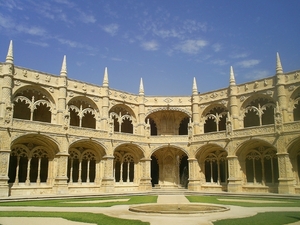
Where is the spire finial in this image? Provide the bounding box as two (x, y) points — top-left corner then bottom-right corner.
(192, 77), (198, 95)
(276, 52), (283, 74)
(229, 66), (236, 85)
(139, 77), (144, 95)
(60, 55), (67, 76)
(103, 67), (109, 87)
(6, 40), (13, 64)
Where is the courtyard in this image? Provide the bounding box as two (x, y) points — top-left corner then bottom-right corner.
(0, 192), (300, 225)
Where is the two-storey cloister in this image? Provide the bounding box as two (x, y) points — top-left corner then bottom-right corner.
(0, 41), (300, 197)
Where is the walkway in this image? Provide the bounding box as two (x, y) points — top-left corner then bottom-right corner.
(1, 195), (300, 225)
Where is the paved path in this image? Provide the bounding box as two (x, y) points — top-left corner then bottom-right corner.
(1, 195), (300, 225)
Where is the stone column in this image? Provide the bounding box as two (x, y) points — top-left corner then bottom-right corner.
(227, 155), (242, 192)
(187, 158), (201, 191)
(100, 155), (115, 192)
(0, 150), (10, 197)
(0, 130), (11, 196)
(138, 158), (152, 191)
(275, 135), (295, 194)
(54, 153), (69, 194)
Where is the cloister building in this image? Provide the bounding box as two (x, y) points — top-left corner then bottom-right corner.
(0, 41), (300, 197)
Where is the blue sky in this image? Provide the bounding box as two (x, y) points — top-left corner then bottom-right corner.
(0, 0), (299, 96)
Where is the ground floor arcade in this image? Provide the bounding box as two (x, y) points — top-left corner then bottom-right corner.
(1, 132), (300, 196)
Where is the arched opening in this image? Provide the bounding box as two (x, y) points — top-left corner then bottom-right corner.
(113, 144), (144, 185)
(179, 155), (189, 188)
(13, 88), (53, 123)
(121, 117), (133, 133)
(294, 99), (300, 121)
(13, 100), (30, 120)
(146, 110), (190, 136)
(243, 97), (275, 128)
(151, 156), (159, 187)
(67, 141), (105, 184)
(8, 137), (56, 186)
(81, 111), (96, 129)
(151, 147), (188, 188)
(68, 97), (97, 129)
(179, 117), (189, 135)
(203, 106), (227, 133)
(33, 103), (51, 123)
(109, 105), (135, 134)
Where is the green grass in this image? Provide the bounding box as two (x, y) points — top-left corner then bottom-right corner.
(0, 195), (157, 207)
(0, 211), (149, 225)
(213, 211), (300, 225)
(186, 195), (300, 207)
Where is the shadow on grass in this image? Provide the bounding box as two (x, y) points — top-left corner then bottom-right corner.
(0, 211), (149, 225)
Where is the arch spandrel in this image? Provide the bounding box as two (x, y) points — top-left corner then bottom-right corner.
(13, 85), (56, 105)
(150, 145), (189, 158)
(195, 143), (227, 159)
(69, 139), (107, 159)
(235, 138), (277, 157)
(109, 104), (137, 120)
(113, 143), (145, 160)
(11, 134), (60, 156)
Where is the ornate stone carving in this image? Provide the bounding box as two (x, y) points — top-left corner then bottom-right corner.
(0, 153), (8, 176)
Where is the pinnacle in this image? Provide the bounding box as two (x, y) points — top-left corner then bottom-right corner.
(229, 66), (236, 85)
(103, 67), (109, 87)
(276, 52), (283, 74)
(192, 77), (198, 95)
(139, 77), (144, 95)
(6, 40), (13, 64)
(60, 55), (67, 76)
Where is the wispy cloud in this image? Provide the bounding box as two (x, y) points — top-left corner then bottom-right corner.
(230, 53), (248, 59)
(141, 40), (159, 51)
(57, 38), (93, 51)
(212, 43), (222, 52)
(175, 39), (208, 54)
(237, 59), (260, 68)
(26, 40), (49, 47)
(0, 13), (46, 36)
(245, 70), (271, 79)
(78, 11), (96, 24)
(102, 23), (119, 36)
(0, 0), (23, 10)
(211, 59), (228, 66)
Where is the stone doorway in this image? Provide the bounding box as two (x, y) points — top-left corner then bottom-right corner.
(151, 147), (188, 188)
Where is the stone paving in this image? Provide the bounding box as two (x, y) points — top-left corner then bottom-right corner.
(0, 195), (300, 225)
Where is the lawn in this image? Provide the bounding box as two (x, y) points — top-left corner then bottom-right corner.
(0, 195), (300, 225)
(186, 195), (300, 207)
(0, 195), (157, 207)
(213, 211), (300, 225)
(0, 211), (149, 225)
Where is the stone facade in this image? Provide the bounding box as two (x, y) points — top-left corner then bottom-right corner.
(0, 41), (300, 197)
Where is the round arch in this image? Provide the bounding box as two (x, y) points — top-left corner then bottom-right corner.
(150, 145), (189, 188)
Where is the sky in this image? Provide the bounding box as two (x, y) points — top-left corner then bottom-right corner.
(0, 0), (300, 96)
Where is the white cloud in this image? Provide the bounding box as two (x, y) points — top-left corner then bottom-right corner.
(16, 24), (46, 36)
(79, 11), (96, 24)
(175, 39), (208, 54)
(211, 59), (228, 66)
(212, 43), (222, 52)
(26, 40), (49, 47)
(141, 40), (159, 51)
(0, 14), (46, 36)
(0, 13), (14, 28)
(57, 38), (93, 51)
(230, 53), (248, 59)
(245, 70), (271, 79)
(102, 23), (119, 36)
(183, 20), (207, 33)
(237, 59), (260, 68)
